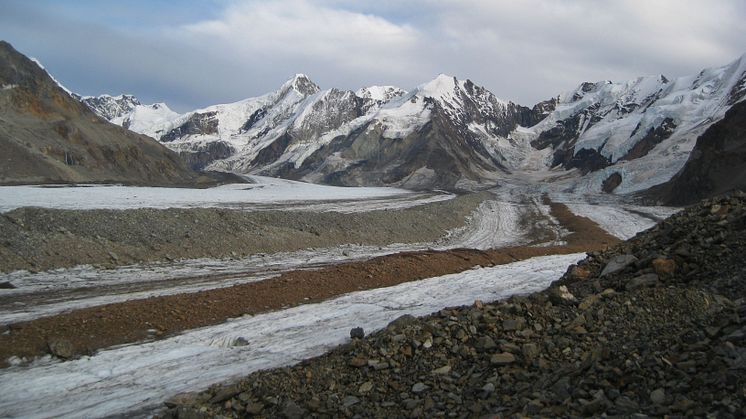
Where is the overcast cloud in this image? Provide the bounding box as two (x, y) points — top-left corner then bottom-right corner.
(1, 0), (745, 111)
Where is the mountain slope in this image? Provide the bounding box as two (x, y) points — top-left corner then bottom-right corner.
(518, 54), (746, 194)
(0, 41), (208, 186)
(646, 100), (746, 204)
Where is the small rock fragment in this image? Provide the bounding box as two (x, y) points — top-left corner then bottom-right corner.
(650, 388), (666, 405)
(48, 339), (75, 359)
(579, 294), (601, 310)
(490, 352), (516, 365)
(412, 382), (428, 393)
(502, 318), (526, 331)
(350, 327), (364, 339)
(342, 395), (360, 407)
(282, 401), (305, 419)
(652, 257), (676, 277)
(432, 365), (451, 375)
(626, 273), (659, 290)
(358, 381), (374, 393)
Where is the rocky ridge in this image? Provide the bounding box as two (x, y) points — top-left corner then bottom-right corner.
(164, 193), (746, 418)
(0, 41), (215, 187)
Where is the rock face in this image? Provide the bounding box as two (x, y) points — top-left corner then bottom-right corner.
(647, 100), (746, 205)
(77, 94), (141, 120)
(161, 193), (746, 418)
(0, 41), (207, 186)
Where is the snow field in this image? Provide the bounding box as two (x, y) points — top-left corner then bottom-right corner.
(0, 176), (427, 213)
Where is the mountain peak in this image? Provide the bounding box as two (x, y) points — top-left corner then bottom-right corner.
(415, 74), (459, 99)
(280, 73), (320, 96)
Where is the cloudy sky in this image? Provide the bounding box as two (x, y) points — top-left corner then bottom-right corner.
(2, 0), (745, 112)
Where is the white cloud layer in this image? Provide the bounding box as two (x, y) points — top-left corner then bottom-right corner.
(1, 0), (744, 110)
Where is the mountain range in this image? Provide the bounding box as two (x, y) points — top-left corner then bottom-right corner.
(2, 38), (745, 197)
(81, 54), (746, 194)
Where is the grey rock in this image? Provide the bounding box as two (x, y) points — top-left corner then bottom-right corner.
(601, 254), (639, 276)
(475, 336), (496, 350)
(432, 365), (451, 375)
(342, 395), (360, 407)
(650, 388), (666, 405)
(627, 273), (660, 290)
(551, 377), (571, 400)
(282, 401), (305, 418)
(402, 398), (420, 410)
(233, 337), (249, 346)
(548, 285), (576, 305)
(0, 281), (15, 289)
(526, 399), (543, 415)
(358, 381), (374, 393)
(412, 382), (428, 393)
(245, 401), (264, 415)
(724, 327), (745, 342)
(208, 385), (240, 404)
(582, 396), (609, 415)
(614, 396), (639, 413)
(502, 318), (526, 331)
(490, 352), (516, 365)
(48, 339), (75, 359)
(522, 343), (540, 360)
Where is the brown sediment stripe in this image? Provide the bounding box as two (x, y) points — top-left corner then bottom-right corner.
(0, 202), (620, 367)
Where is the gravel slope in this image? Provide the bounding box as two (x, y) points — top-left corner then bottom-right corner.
(0, 192), (487, 273)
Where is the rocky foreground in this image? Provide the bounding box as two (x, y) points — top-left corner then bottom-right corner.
(162, 193), (746, 418)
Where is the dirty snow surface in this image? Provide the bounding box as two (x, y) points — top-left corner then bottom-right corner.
(0, 174), (680, 418)
(0, 253), (584, 419)
(0, 191), (535, 324)
(0, 176), (439, 213)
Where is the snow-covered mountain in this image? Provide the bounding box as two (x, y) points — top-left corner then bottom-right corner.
(517, 54), (746, 194)
(77, 94), (179, 138)
(83, 54), (746, 192)
(85, 74), (544, 189)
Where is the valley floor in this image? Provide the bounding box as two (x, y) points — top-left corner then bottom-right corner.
(0, 178), (678, 418)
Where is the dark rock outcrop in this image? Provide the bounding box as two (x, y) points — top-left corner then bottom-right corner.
(179, 141), (235, 171)
(161, 112), (219, 142)
(647, 101), (746, 205)
(621, 118), (676, 161)
(602, 172), (622, 193)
